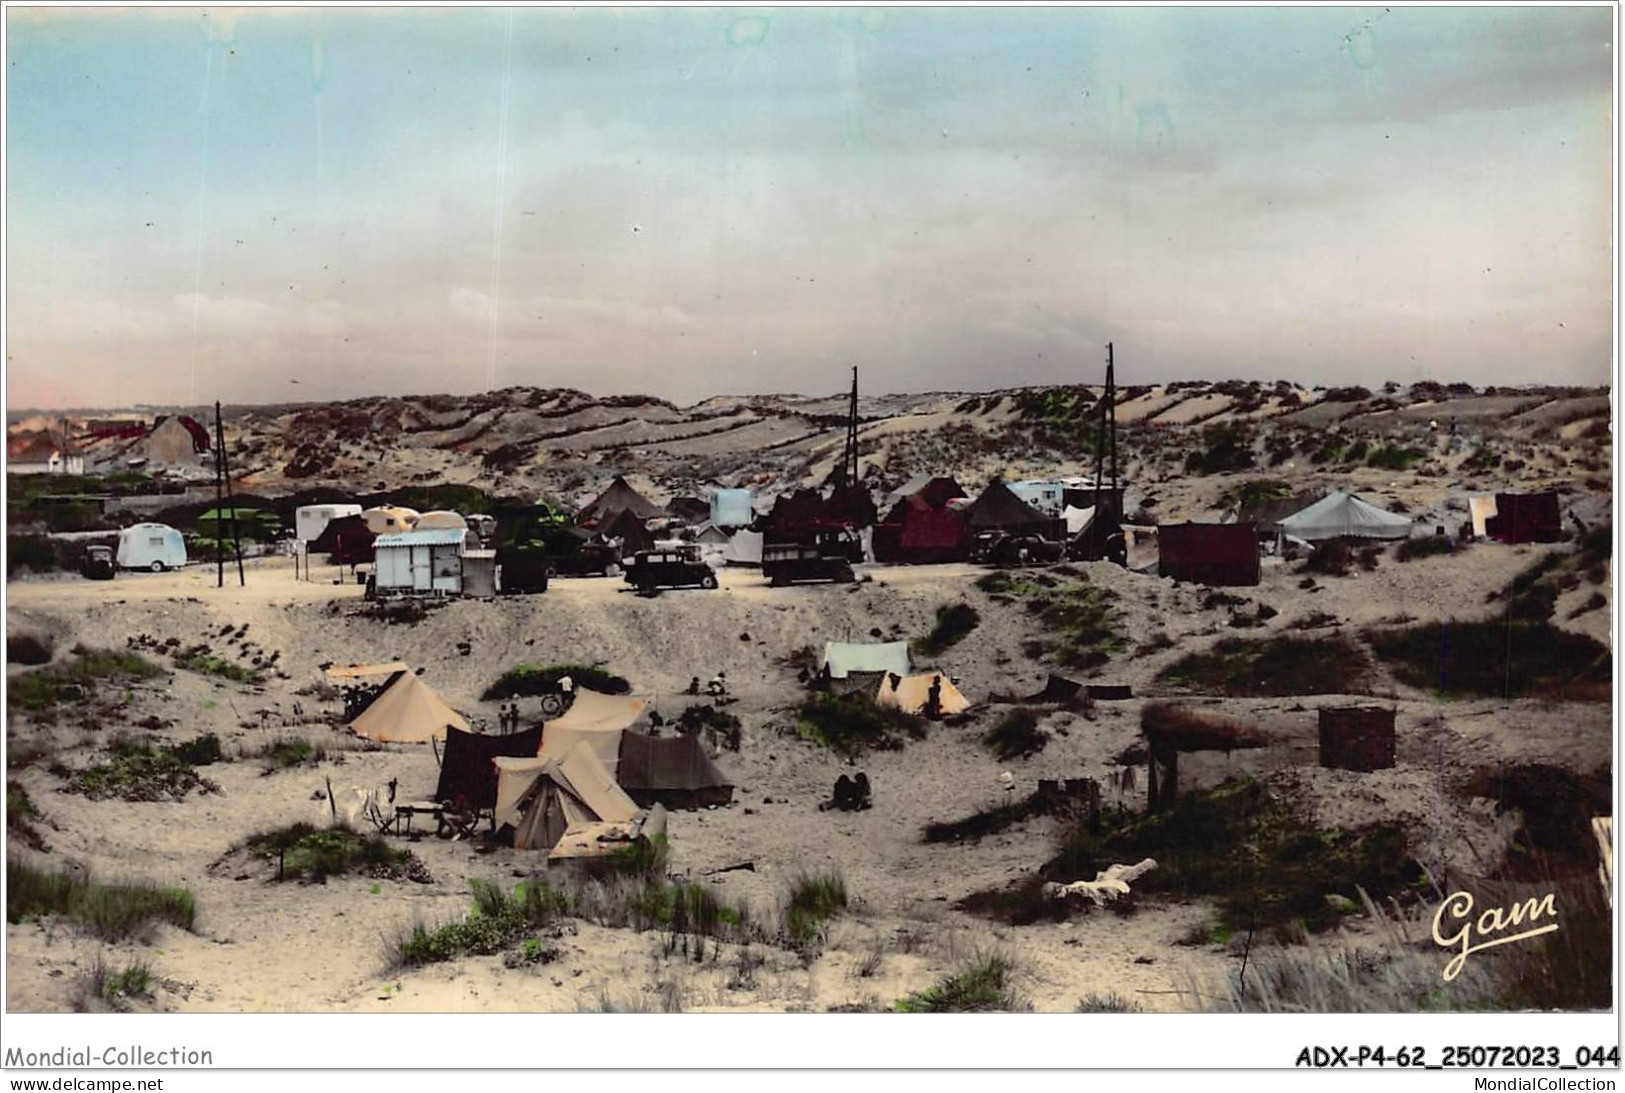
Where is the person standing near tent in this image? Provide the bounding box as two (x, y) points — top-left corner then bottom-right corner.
(925, 676), (943, 720)
(558, 674), (574, 696)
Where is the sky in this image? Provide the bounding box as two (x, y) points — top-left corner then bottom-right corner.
(4, 5), (1615, 410)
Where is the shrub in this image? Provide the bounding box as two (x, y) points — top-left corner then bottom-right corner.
(785, 871), (848, 944)
(675, 705), (741, 751)
(795, 692), (925, 755)
(983, 708), (1048, 761)
(7, 630), (55, 665)
(913, 603), (980, 656)
(168, 734), (223, 766)
(923, 790), (1056, 845)
(895, 954), (1020, 1013)
(251, 737), (325, 770)
(242, 823), (429, 883)
(1395, 536), (1453, 562)
(1077, 992), (1143, 1012)
(1183, 424), (1256, 475)
(1365, 620), (1609, 700)
(6, 859), (195, 940)
(392, 879), (570, 968)
(1304, 540), (1352, 576)
(1367, 445), (1425, 471)
(171, 650), (263, 684)
(482, 663), (629, 700)
(7, 780), (49, 852)
(12, 650), (165, 711)
(1156, 634), (1367, 697)
(103, 962), (154, 1001)
(68, 736), (222, 802)
(1045, 779), (1418, 936)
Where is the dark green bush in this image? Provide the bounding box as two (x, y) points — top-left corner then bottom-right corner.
(7, 859), (195, 940)
(1366, 621), (1609, 700)
(895, 954), (1018, 1012)
(795, 692), (925, 755)
(12, 650), (164, 710)
(913, 603), (981, 656)
(983, 708), (1048, 761)
(1156, 635), (1366, 697)
(482, 663), (629, 700)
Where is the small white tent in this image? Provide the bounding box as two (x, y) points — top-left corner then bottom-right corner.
(1278, 491), (1412, 542)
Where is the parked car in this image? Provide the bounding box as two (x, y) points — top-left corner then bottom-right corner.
(762, 542), (856, 587)
(544, 544), (620, 578)
(494, 548), (552, 595)
(623, 547), (718, 592)
(972, 531), (1064, 566)
(80, 545), (116, 581)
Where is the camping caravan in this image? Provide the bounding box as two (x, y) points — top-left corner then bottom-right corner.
(115, 523), (187, 572)
(296, 504), (363, 543)
(415, 510), (469, 531)
(346, 670), (468, 743)
(1277, 491), (1412, 542)
(361, 506), (421, 535)
(372, 527), (469, 596)
(1158, 523), (1262, 587)
(617, 731), (735, 809)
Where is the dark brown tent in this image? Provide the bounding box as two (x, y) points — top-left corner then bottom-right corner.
(763, 485), (875, 541)
(1022, 674), (1082, 704)
(1236, 492), (1321, 536)
(664, 496), (710, 523)
(617, 731), (734, 809)
(597, 506), (655, 557)
(312, 513), (375, 566)
(436, 724), (545, 810)
(1158, 523), (1261, 587)
(1486, 492), (1562, 544)
(962, 481), (1053, 534)
(577, 476), (661, 526)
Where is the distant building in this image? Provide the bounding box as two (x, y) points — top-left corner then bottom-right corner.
(7, 434), (84, 476)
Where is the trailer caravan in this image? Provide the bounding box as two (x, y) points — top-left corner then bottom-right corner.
(116, 523), (188, 572)
(296, 504), (363, 543)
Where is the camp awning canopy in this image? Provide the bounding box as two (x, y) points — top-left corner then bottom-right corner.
(821, 640), (910, 680)
(539, 689), (650, 774)
(874, 672), (970, 716)
(347, 671), (468, 743)
(1277, 491), (1412, 541)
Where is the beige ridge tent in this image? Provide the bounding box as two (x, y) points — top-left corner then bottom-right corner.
(494, 742), (663, 858)
(539, 689), (649, 775)
(347, 671), (468, 743)
(875, 672), (971, 716)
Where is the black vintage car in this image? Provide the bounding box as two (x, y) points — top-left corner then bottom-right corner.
(80, 545), (116, 581)
(972, 531), (1064, 567)
(494, 548), (552, 595)
(623, 547), (718, 592)
(762, 542), (856, 587)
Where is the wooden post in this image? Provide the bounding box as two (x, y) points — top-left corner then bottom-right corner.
(213, 406), (226, 589)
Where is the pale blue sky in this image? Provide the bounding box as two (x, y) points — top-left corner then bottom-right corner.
(5, 5), (1613, 409)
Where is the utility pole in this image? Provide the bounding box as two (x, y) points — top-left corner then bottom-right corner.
(842, 366), (860, 489)
(213, 406), (225, 589)
(213, 402), (245, 587)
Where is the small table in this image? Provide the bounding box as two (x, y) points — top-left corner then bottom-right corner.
(391, 801), (445, 837)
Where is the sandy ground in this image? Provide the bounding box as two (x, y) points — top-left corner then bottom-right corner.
(5, 530), (1612, 1012)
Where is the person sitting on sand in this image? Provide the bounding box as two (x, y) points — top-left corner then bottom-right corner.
(852, 772), (872, 811)
(687, 676), (701, 695)
(823, 774), (856, 812)
(707, 671), (728, 698)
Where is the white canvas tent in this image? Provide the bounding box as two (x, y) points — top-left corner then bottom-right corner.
(538, 689), (649, 775)
(493, 742), (652, 856)
(1469, 496), (1499, 539)
(347, 671), (468, 743)
(1278, 491), (1412, 542)
(875, 672), (971, 716)
(822, 640), (910, 680)
(723, 528), (764, 566)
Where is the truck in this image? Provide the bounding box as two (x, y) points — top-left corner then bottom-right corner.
(761, 542), (856, 587)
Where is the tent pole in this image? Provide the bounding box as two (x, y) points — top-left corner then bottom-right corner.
(213, 403), (225, 588)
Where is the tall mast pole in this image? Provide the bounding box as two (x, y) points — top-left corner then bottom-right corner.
(1106, 342), (1118, 515)
(214, 405), (225, 588)
(215, 402), (245, 587)
(845, 366), (860, 488)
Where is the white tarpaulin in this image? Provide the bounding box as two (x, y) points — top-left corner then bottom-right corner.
(1278, 491), (1412, 542)
(709, 489), (754, 528)
(1064, 505), (1096, 536)
(822, 640), (910, 680)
